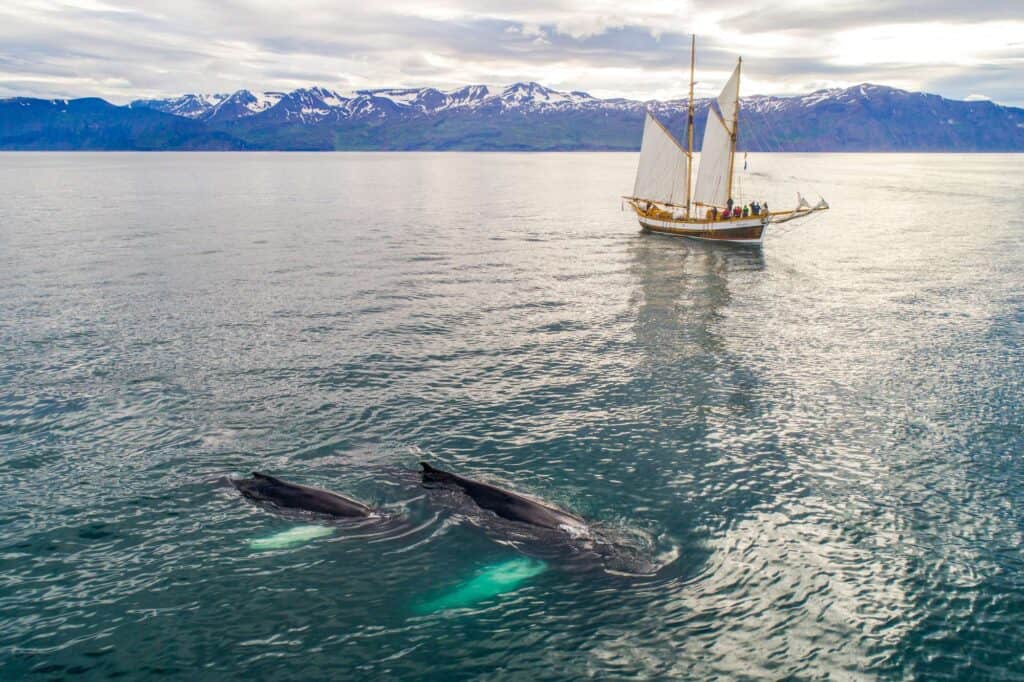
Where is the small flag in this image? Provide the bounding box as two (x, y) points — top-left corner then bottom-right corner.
(743, 152), (748, 170)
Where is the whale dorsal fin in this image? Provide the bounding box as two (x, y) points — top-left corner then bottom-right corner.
(420, 462), (459, 486)
(252, 471), (285, 485)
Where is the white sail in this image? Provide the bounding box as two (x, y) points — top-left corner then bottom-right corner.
(626, 45), (828, 245)
(693, 61), (741, 208)
(633, 112), (689, 206)
(692, 112), (732, 207)
(717, 63), (741, 132)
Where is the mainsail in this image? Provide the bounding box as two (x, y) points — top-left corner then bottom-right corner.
(693, 62), (741, 208)
(633, 112), (689, 206)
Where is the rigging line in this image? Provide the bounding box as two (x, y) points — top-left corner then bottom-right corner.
(758, 109), (789, 153)
(748, 101), (788, 153)
(759, 112), (786, 154)
(739, 122), (754, 154)
(772, 210), (825, 236)
(744, 116), (775, 155)
(745, 115), (767, 153)
(740, 112), (761, 153)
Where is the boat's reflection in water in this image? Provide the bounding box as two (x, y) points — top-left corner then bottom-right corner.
(623, 234), (915, 675)
(630, 233), (765, 361)
(622, 234), (770, 583)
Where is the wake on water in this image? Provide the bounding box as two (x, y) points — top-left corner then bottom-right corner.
(447, 502), (679, 578)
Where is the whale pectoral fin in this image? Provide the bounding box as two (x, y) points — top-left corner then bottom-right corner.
(249, 525), (334, 550)
(415, 558), (548, 613)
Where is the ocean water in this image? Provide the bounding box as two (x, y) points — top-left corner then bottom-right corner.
(1, 151), (1023, 680)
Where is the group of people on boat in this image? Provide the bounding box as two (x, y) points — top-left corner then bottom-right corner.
(706, 198), (769, 222)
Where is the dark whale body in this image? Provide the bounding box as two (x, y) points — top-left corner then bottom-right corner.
(231, 472), (372, 518)
(420, 462), (586, 532)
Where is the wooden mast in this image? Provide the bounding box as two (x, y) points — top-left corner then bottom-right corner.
(725, 56), (741, 204)
(684, 35), (696, 218)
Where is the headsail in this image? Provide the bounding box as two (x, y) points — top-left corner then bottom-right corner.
(717, 63), (741, 133)
(693, 61), (741, 208)
(633, 112), (689, 206)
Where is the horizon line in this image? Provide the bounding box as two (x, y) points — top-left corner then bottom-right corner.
(2, 81), (1018, 110)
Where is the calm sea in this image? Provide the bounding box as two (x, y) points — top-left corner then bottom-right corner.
(1, 152), (1023, 680)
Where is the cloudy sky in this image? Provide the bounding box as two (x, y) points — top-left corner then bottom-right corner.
(1, 0), (1022, 105)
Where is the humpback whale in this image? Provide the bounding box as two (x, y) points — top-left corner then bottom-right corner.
(420, 462), (586, 534)
(231, 472), (372, 518)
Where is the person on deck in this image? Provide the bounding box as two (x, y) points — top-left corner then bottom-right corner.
(726, 197), (734, 213)
(742, 205), (750, 218)
(752, 202), (760, 216)
(763, 201), (769, 214)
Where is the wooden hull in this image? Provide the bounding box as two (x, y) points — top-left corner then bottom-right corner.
(637, 213), (767, 246)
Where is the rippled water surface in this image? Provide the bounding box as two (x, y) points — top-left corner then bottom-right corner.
(2, 152), (1023, 679)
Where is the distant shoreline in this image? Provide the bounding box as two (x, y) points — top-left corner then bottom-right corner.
(2, 149), (1023, 154)
(4, 84), (1024, 153)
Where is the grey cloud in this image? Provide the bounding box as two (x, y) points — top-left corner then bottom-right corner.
(720, 0), (1024, 33)
(0, 0), (1020, 106)
(927, 62), (1024, 104)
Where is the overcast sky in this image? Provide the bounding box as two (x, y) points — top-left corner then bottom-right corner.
(1, 0), (1022, 106)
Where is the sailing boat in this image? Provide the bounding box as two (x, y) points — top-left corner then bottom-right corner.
(625, 37), (828, 246)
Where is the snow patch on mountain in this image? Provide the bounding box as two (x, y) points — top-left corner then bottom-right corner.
(248, 91), (285, 113)
(131, 82), (1018, 133)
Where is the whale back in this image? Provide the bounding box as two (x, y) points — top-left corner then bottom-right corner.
(420, 463), (585, 532)
(251, 471), (287, 485)
(232, 472), (371, 518)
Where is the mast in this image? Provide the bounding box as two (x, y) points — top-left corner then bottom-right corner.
(685, 35), (695, 218)
(725, 56), (741, 203)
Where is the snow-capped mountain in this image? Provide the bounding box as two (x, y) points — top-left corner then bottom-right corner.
(205, 90), (284, 122)
(140, 80), (928, 125)
(134, 82), (634, 123)
(134, 90), (284, 121)
(4, 82), (1023, 151)
(131, 93), (230, 119)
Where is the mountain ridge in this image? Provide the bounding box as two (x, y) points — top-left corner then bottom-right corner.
(3, 82), (1023, 151)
